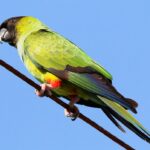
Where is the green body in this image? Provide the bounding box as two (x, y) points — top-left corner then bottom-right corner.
(16, 17), (112, 105)
(2, 16), (149, 142)
(23, 30), (111, 99)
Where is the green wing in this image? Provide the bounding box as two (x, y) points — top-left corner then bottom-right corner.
(22, 26), (150, 143)
(23, 29), (136, 112)
(24, 29), (112, 80)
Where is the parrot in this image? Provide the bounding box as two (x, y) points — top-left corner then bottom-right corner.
(0, 16), (149, 143)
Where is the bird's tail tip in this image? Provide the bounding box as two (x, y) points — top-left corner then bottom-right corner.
(98, 96), (150, 143)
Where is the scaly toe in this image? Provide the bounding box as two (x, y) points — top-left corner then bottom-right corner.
(64, 106), (79, 121)
(35, 83), (52, 97)
(35, 89), (45, 97)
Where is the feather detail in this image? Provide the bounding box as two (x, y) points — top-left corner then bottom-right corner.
(44, 74), (62, 88)
(101, 107), (125, 132)
(98, 96), (150, 143)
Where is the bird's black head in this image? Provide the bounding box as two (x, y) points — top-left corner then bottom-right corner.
(0, 16), (24, 47)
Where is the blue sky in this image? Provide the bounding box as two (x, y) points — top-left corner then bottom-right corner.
(0, 0), (150, 149)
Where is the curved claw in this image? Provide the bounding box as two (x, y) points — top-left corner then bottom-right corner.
(64, 106), (79, 121)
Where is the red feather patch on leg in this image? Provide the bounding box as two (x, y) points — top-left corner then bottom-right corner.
(46, 79), (62, 88)
(51, 80), (62, 88)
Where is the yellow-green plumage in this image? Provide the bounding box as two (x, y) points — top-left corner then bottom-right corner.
(0, 16), (149, 143)
(16, 17), (112, 99)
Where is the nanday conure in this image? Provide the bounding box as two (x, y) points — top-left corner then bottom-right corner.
(0, 16), (149, 143)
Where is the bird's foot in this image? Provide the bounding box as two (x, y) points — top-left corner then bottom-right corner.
(64, 106), (79, 121)
(35, 83), (52, 97)
(64, 96), (80, 121)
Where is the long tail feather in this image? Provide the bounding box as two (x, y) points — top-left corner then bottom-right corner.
(98, 96), (150, 143)
(101, 107), (125, 132)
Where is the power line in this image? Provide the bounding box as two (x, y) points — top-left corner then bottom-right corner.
(0, 59), (134, 150)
